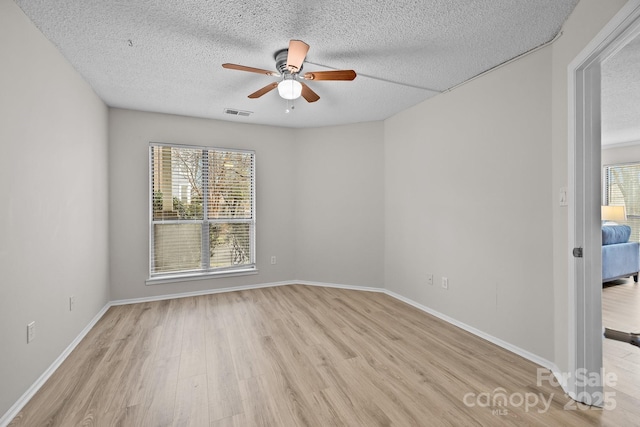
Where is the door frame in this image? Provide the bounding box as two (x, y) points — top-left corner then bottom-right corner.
(568, 0), (640, 404)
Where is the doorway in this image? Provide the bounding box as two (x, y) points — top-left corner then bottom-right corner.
(570, 0), (640, 406)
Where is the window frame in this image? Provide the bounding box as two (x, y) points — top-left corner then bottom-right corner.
(603, 161), (640, 242)
(147, 142), (256, 284)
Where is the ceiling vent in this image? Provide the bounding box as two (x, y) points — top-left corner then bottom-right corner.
(224, 108), (252, 117)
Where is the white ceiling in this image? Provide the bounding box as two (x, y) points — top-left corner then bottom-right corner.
(15, 0), (579, 128)
(602, 35), (640, 147)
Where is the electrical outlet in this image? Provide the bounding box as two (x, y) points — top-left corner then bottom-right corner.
(69, 296), (75, 312)
(27, 321), (35, 343)
(271, 256), (277, 265)
(427, 274), (434, 285)
(442, 277), (449, 289)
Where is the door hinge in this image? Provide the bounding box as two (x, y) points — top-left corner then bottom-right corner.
(572, 247), (583, 258)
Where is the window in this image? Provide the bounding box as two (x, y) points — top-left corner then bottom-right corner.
(603, 162), (640, 242)
(149, 143), (255, 279)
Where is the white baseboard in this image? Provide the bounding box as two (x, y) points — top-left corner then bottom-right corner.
(2, 280), (568, 426)
(383, 290), (563, 385)
(0, 303), (111, 427)
(110, 280), (385, 307)
(110, 280), (297, 306)
(295, 280), (385, 294)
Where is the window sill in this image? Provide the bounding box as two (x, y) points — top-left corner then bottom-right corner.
(146, 267), (258, 286)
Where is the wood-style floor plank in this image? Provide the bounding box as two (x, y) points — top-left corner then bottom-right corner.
(602, 278), (640, 427)
(9, 284), (640, 426)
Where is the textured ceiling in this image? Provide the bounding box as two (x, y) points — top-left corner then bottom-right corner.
(602, 35), (640, 146)
(15, 0), (579, 128)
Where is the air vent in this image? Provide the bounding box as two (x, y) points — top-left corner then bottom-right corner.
(224, 108), (253, 117)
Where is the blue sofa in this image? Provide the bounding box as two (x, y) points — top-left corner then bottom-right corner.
(602, 225), (640, 283)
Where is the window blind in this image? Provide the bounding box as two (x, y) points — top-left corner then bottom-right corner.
(150, 144), (255, 277)
(604, 162), (640, 242)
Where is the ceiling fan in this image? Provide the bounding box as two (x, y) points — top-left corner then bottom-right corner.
(222, 40), (357, 103)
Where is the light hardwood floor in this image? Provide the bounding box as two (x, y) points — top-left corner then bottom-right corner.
(9, 284), (640, 426)
(602, 278), (640, 425)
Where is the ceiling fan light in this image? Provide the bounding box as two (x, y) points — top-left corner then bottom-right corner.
(278, 79), (302, 100)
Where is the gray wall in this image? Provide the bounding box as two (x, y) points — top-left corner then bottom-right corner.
(294, 123), (385, 288)
(108, 111), (385, 300)
(384, 47), (555, 359)
(602, 142), (640, 166)
(0, 0), (110, 417)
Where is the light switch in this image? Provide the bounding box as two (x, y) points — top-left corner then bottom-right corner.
(559, 187), (568, 207)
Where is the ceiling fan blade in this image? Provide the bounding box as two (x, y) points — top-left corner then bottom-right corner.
(303, 70), (357, 81)
(286, 40), (309, 73)
(222, 63), (278, 76)
(248, 82), (278, 99)
(300, 82), (320, 103)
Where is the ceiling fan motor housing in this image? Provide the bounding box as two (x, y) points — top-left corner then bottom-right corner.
(274, 49), (302, 76)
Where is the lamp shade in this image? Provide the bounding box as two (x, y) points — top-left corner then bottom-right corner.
(601, 205), (627, 222)
(278, 79), (302, 100)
